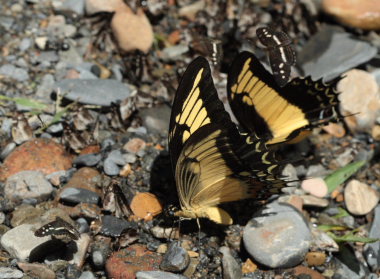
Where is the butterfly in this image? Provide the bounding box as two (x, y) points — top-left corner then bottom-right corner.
(168, 56), (286, 225)
(227, 51), (342, 146)
(34, 217), (80, 240)
(256, 27), (296, 87)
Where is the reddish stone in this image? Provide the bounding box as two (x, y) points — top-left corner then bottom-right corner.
(293, 266), (325, 279)
(0, 138), (72, 182)
(123, 138), (146, 154)
(106, 244), (162, 279)
(79, 145), (101, 155)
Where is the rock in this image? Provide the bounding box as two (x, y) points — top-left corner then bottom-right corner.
(1, 224), (48, 260)
(306, 164), (330, 178)
(111, 4), (153, 53)
(79, 271), (97, 279)
(293, 266), (324, 279)
(53, 0), (85, 15)
(241, 258), (257, 274)
(36, 74), (55, 98)
(19, 37), (32, 51)
(219, 246), (242, 279)
(54, 79), (133, 106)
(105, 244), (162, 279)
(136, 271), (188, 279)
(178, 0), (205, 20)
(100, 215), (136, 237)
(305, 251), (327, 266)
(10, 205), (44, 227)
(160, 241), (189, 272)
(104, 150), (126, 176)
(123, 138), (146, 154)
(310, 228), (339, 252)
(364, 205), (380, 271)
(298, 25), (377, 81)
(161, 45), (190, 60)
(4, 171), (53, 203)
(72, 233), (91, 268)
(300, 195), (329, 208)
(0, 267), (23, 279)
(334, 247), (370, 279)
(338, 69), (380, 132)
(243, 201), (312, 268)
(91, 242), (111, 269)
(0, 64), (29, 81)
(59, 187), (100, 204)
(130, 192), (163, 221)
(73, 153), (102, 167)
(301, 177), (328, 198)
(17, 263), (55, 279)
(322, 122), (346, 138)
(138, 105), (171, 134)
(0, 138), (72, 182)
(85, 0), (123, 15)
(344, 179), (379, 215)
(322, 0), (380, 30)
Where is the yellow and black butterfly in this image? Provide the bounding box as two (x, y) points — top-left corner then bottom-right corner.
(168, 56), (286, 225)
(227, 51), (342, 146)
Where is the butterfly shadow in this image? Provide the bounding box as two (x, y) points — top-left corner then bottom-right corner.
(29, 238), (78, 262)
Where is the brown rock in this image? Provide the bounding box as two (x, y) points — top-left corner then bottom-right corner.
(79, 144), (101, 155)
(293, 266), (325, 279)
(242, 258), (257, 274)
(344, 179), (380, 215)
(17, 263), (55, 279)
(372, 125), (380, 141)
(105, 244), (162, 279)
(0, 138), (72, 181)
(322, 0), (380, 30)
(338, 69), (380, 132)
(123, 138), (146, 154)
(305, 251), (327, 266)
(111, 4), (153, 53)
(322, 123), (345, 138)
(130, 192), (163, 221)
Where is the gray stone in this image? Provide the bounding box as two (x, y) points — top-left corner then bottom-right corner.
(243, 201), (312, 268)
(4, 171), (53, 202)
(100, 215), (136, 237)
(53, 0), (85, 15)
(298, 25), (377, 81)
(138, 105), (171, 134)
(220, 246), (242, 279)
(79, 271), (96, 279)
(160, 241), (190, 272)
(0, 267), (23, 279)
(54, 79), (133, 106)
(74, 153), (102, 167)
(335, 246), (370, 279)
(36, 51), (59, 63)
(59, 187), (100, 204)
(0, 64), (29, 81)
(136, 271), (188, 279)
(36, 74), (55, 98)
(364, 205), (380, 271)
(162, 45), (189, 59)
(0, 142), (16, 160)
(19, 38), (32, 51)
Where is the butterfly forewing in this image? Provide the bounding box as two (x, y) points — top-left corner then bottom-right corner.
(227, 51), (341, 145)
(34, 217), (80, 240)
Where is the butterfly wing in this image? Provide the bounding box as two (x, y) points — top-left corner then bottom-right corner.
(227, 51), (341, 145)
(34, 217), (80, 240)
(256, 27), (295, 87)
(170, 57), (286, 224)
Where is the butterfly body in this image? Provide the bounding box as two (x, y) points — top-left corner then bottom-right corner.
(169, 56), (286, 225)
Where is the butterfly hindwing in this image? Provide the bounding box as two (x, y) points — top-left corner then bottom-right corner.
(227, 51), (341, 145)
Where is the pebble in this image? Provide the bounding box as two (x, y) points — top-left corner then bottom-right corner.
(91, 242), (110, 268)
(0, 138), (72, 182)
(10, 205), (43, 227)
(364, 205), (380, 271)
(0, 142), (16, 160)
(219, 246), (242, 279)
(1, 224), (49, 260)
(310, 228), (339, 252)
(130, 192), (163, 221)
(0, 64), (29, 81)
(293, 266), (324, 279)
(123, 138), (147, 154)
(305, 251), (327, 266)
(0, 267), (23, 279)
(322, 0), (380, 30)
(85, 0), (121, 15)
(160, 241), (189, 272)
(100, 215), (136, 237)
(73, 153), (102, 167)
(53, 0), (85, 15)
(138, 105), (171, 134)
(78, 271), (96, 279)
(301, 178), (328, 198)
(241, 258), (257, 274)
(136, 271), (188, 279)
(105, 244), (162, 279)
(300, 195), (329, 208)
(297, 25), (377, 81)
(111, 4), (153, 53)
(17, 262), (55, 279)
(4, 171), (53, 202)
(72, 233), (91, 268)
(60, 187), (100, 204)
(54, 79), (133, 106)
(19, 37), (32, 51)
(243, 201), (312, 268)
(36, 74), (55, 98)
(104, 150), (126, 176)
(338, 69), (380, 132)
(161, 45), (190, 59)
(344, 179), (379, 215)
(334, 254), (370, 279)
(306, 164), (330, 178)
(322, 122), (346, 138)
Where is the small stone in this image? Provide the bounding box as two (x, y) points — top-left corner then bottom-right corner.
(344, 179), (379, 215)
(4, 171), (53, 202)
(0, 138), (72, 182)
(10, 205), (44, 227)
(219, 246), (242, 279)
(293, 266), (325, 279)
(105, 244), (162, 279)
(19, 37), (32, 51)
(111, 4), (153, 53)
(150, 226), (180, 239)
(322, 123), (346, 138)
(160, 241), (189, 272)
(300, 195), (329, 208)
(79, 271), (96, 279)
(85, 0), (122, 15)
(241, 258), (257, 274)
(123, 138), (146, 154)
(119, 163), (132, 177)
(59, 187), (100, 204)
(0, 64), (29, 81)
(305, 251), (326, 266)
(130, 192), (163, 221)
(301, 177), (328, 198)
(310, 228), (339, 252)
(35, 37), (48, 50)
(322, 0), (380, 30)
(17, 263), (55, 279)
(36, 74), (55, 98)
(161, 45), (190, 59)
(0, 267), (23, 279)
(364, 205), (380, 271)
(372, 125), (380, 141)
(73, 153), (102, 167)
(338, 69), (380, 132)
(243, 201), (312, 268)
(100, 215), (136, 237)
(178, 0), (205, 20)
(281, 195), (303, 212)
(136, 271), (188, 279)
(138, 105), (171, 134)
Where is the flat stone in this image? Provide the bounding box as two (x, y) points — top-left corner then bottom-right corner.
(160, 242), (189, 272)
(301, 177), (328, 198)
(220, 246), (242, 279)
(54, 79), (133, 106)
(344, 179), (379, 215)
(59, 187), (100, 204)
(0, 267), (23, 279)
(17, 263), (55, 279)
(136, 271), (188, 279)
(0, 64), (29, 81)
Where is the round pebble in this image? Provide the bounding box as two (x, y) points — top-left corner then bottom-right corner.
(301, 178), (328, 198)
(344, 179), (380, 215)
